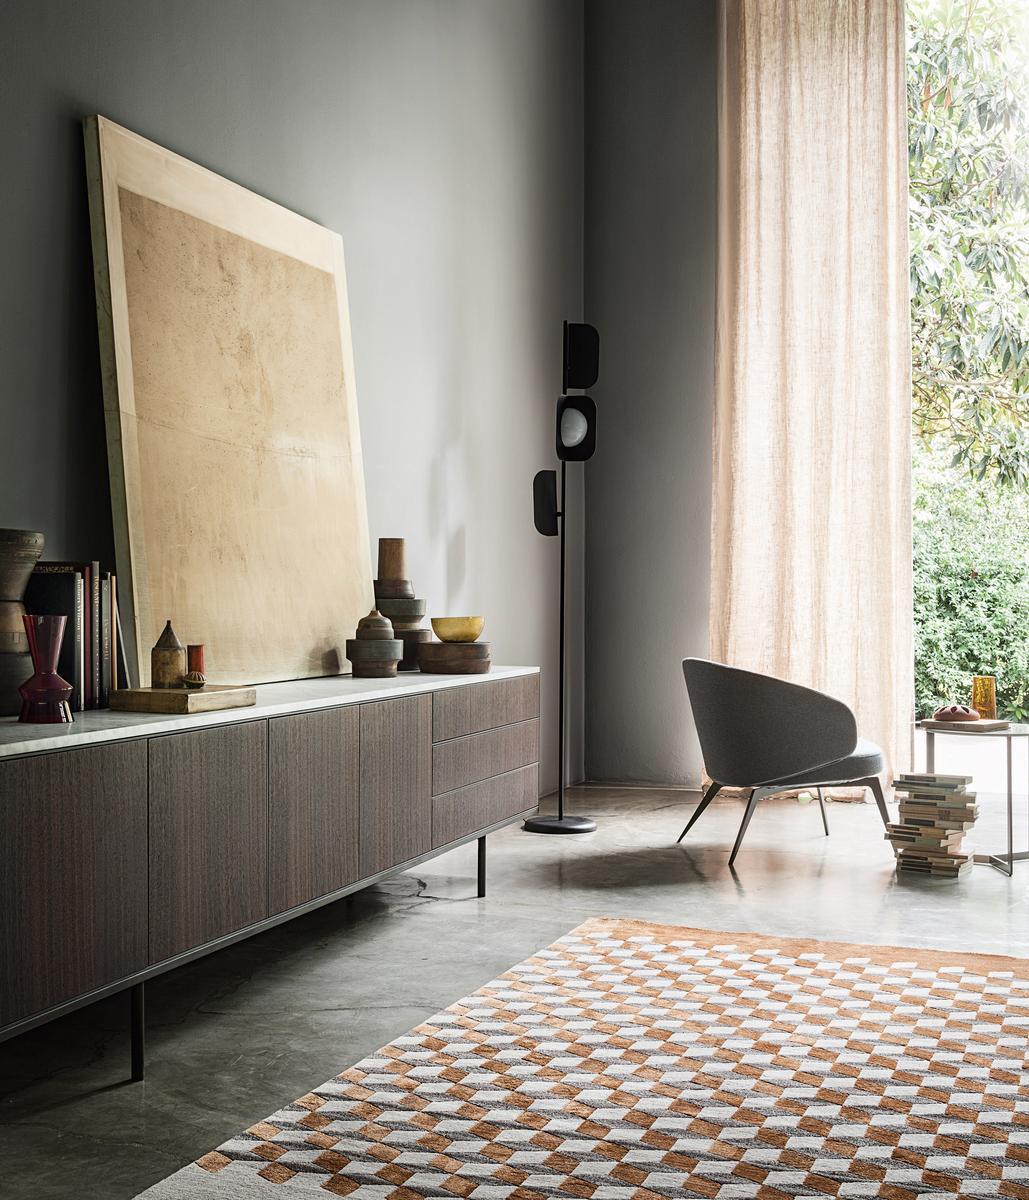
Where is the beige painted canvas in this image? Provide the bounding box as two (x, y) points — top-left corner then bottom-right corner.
(84, 117), (373, 685)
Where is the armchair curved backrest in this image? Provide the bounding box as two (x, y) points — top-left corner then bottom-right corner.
(682, 658), (858, 787)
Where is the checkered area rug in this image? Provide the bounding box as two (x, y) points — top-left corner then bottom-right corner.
(138, 918), (1029, 1199)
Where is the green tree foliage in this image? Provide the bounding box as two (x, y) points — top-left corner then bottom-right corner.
(913, 444), (1028, 718)
(908, 1), (1028, 717)
(907, 0), (1029, 486)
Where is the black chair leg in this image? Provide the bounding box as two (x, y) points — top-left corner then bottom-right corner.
(816, 787), (829, 836)
(677, 781), (722, 843)
(861, 775), (890, 828)
(728, 788), (764, 868)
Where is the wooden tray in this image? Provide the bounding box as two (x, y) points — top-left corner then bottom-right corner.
(110, 685), (256, 714)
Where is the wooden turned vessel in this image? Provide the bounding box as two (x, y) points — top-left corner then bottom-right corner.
(0, 529), (45, 715)
(376, 597), (427, 631)
(397, 627), (432, 672)
(372, 538), (428, 663)
(151, 620), (186, 689)
(346, 609), (403, 678)
(376, 538), (408, 582)
(373, 578), (415, 600)
(417, 640), (492, 675)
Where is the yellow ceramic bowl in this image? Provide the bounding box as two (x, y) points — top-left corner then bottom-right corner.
(431, 616), (485, 643)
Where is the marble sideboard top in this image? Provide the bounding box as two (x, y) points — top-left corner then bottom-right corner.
(0, 666), (540, 760)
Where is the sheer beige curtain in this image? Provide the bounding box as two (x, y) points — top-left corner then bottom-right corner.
(712, 0), (913, 777)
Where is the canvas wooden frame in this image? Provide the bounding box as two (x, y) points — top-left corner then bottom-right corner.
(84, 116), (373, 686)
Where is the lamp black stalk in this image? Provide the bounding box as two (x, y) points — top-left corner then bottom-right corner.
(524, 322), (599, 835)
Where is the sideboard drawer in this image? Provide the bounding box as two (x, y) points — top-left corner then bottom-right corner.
(432, 673), (539, 742)
(432, 764), (539, 847)
(432, 718), (539, 796)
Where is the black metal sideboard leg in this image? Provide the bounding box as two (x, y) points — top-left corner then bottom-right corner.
(130, 982), (145, 1082)
(477, 836), (486, 898)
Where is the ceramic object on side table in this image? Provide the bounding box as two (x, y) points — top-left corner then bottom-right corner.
(932, 704), (979, 722)
(971, 675), (997, 721)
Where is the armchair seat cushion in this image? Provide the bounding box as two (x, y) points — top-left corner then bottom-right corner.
(764, 737), (885, 788)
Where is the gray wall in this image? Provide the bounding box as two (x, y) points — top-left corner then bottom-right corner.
(0, 0), (584, 792)
(584, 0), (718, 786)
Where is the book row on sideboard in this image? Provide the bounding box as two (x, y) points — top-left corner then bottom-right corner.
(24, 561), (127, 711)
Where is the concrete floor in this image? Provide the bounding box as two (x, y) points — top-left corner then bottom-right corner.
(2, 785), (1027, 1199)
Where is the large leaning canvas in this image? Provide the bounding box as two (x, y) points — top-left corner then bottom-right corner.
(84, 116), (373, 686)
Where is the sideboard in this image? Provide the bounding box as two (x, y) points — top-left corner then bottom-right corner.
(0, 666), (540, 1079)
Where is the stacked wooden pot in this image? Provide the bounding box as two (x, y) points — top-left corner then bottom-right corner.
(346, 538), (493, 677)
(372, 539), (430, 672)
(0, 529), (45, 715)
(345, 608), (402, 678)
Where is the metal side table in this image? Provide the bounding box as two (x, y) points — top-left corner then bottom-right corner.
(922, 722), (1029, 876)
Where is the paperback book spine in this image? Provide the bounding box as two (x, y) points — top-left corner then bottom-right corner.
(895, 773), (973, 787)
(110, 575), (118, 691)
(100, 575), (112, 708)
(76, 576), (85, 710)
(897, 813), (977, 826)
(81, 564), (92, 709)
(90, 560), (101, 709)
(894, 786), (977, 800)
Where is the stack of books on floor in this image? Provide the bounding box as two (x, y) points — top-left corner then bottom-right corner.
(887, 773), (977, 880)
(23, 560), (123, 711)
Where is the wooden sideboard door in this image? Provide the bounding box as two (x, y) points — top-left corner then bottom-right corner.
(269, 707), (360, 913)
(148, 722), (269, 963)
(0, 742), (148, 1027)
(359, 695), (432, 877)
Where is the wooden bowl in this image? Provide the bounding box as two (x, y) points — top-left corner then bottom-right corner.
(418, 640), (492, 674)
(431, 616), (485, 643)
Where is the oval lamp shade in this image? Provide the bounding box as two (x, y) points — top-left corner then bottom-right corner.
(560, 408), (589, 448)
(555, 395), (597, 461)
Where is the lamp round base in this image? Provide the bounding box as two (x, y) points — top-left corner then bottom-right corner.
(523, 814), (597, 835)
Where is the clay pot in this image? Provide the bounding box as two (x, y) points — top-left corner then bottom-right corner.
(0, 529), (45, 715)
(347, 609), (402, 677)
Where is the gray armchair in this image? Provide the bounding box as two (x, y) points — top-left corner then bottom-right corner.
(679, 658), (889, 867)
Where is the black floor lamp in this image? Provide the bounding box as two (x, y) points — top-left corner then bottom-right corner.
(524, 322), (599, 835)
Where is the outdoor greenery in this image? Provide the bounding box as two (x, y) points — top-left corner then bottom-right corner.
(908, 0), (1028, 718)
(913, 444), (1029, 719)
(908, 0), (1028, 487)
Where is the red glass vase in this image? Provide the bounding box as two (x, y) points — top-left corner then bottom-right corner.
(19, 614), (73, 723)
